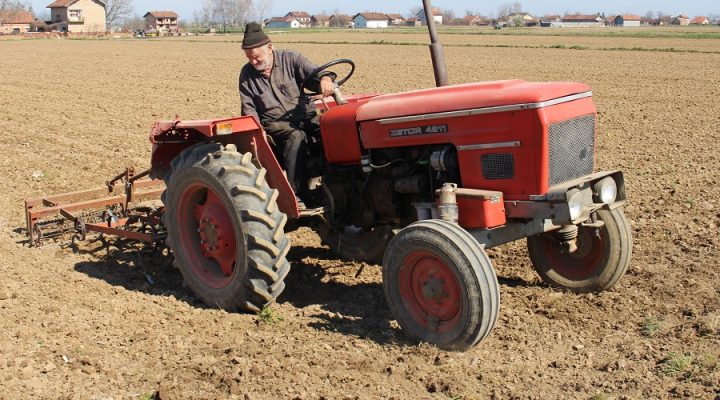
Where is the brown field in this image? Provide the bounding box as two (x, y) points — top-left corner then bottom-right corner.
(0, 30), (719, 399)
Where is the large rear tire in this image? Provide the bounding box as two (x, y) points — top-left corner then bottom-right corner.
(527, 208), (632, 292)
(162, 143), (291, 312)
(382, 219), (500, 351)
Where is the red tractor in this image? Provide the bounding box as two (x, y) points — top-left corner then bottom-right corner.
(24, 4), (632, 351)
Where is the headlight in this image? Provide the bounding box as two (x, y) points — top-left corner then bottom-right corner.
(593, 177), (617, 204)
(568, 189), (584, 220)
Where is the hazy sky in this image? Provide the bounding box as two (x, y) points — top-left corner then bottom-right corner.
(31, 0), (717, 20)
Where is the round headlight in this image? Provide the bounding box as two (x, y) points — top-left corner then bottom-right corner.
(593, 177), (617, 204)
(568, 189), (584, 220)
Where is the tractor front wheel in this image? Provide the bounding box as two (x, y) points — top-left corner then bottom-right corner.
(382, 219), (500, 351)
(162, 143), (291, 312)
(527, 208), (632, 292)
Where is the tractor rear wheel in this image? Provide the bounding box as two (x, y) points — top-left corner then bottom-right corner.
(527, 208), (632, 292)
(382, 219), (500, 351)
(162, 143), (291, 312)
(319, 225), (394, 265)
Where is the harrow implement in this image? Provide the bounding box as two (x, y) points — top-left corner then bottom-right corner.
(24, 167), (166, 247)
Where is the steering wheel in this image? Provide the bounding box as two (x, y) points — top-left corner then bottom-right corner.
(301, 59), (355, 96)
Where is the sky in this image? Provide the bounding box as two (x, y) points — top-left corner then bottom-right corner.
(30, 0), (718, 20)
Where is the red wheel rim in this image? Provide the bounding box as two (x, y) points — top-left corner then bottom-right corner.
(177, 182), (238, 289)
(398, 250), (462, 333)
(540, 227), (605, 280)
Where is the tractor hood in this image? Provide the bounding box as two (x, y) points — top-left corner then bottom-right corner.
(355, 80), (591, 122)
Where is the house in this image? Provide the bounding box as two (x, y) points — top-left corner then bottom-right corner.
(329, 14), (353, 28)
(47, 0), (106, 33)
(311, 14), (330, 27)
(614, 15), (641, 27)
(0, 10), (33, 34)
(559, 14), (604, 27)
(144, 11), (178, 33)
(690, 16), (709, 25)
(353, 13), (388, 29)
(461, 15), (480, 25)
(417, 7), (443, 25)
(539, 15), (561, 27)
(507, 12), (538, 27)
(265, 16), (299, 29)
(285, 11), (311, 27)
(671, 15), (690, 25)
(386, 13), (405, 26)
(405, 17), (421, 27)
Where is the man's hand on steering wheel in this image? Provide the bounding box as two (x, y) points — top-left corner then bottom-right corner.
(320, 76), (334, 98)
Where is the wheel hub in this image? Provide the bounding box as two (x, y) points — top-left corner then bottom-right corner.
(192, 189), (237, 277)
(399, 251), (462, 333)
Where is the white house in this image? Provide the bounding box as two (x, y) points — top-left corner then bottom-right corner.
(353, 12), (388, 29)
(265, 16), (299, 28)
(559, 14), (604, 27)
(614, 15), (641, 27)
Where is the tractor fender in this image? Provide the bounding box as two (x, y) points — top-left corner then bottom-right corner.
(149, 116), (299, 218)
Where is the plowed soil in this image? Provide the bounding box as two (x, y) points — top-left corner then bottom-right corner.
(0, 30), (718, 399)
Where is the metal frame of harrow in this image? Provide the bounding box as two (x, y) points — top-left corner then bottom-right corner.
(24, 168), (166, 247)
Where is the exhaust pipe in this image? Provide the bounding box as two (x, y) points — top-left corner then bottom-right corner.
(422, 0), (449, 87)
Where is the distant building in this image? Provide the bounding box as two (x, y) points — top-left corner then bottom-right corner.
(461, 15), (480, 25)
(311, 14), (330, 27)
(285, 11), (311, 27)
(559, 14), (604, 27)
(614, 15), (641, 27)
(405, 17), (421, 27)
(47, 0), (106, 33)
(329, 14), (353, 28)
(539, 15), (561, 27)
(417, 8), (443, 25)
(671, 15), (690, 25)
(144, 11), (178, 33)
(0, 10), (33, 34)
(507, 12), (538, 27)
(386, 13), (405, 26)
(690, 16), (709, 25)
(265, 16), (299, 29)
(353, 13), (389, 29)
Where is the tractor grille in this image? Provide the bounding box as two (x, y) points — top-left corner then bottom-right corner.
(482, 153), (515, 180)
(548, 114), (595, 186)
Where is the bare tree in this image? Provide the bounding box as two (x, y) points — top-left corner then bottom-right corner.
(497, 2), (510, 18)
(203, 0), (252, 32)
(120, 14), (144, 32)
(105, 0), (134, 29)
(253, 0), (271, 24)
(644, 11), (654, 20)
(408, 6), (422, 19)
(511, 2), (523, 13)
(0, 0), (30, 12)
(442, 8), (455, 25)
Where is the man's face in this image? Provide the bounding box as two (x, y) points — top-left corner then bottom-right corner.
(244, 44), (273, 72)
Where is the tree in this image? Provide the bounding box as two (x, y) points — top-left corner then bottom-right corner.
(253, 0), (272, 24)
(105, 0), (134, 29)
(202, 0), (252, 32)
(497, 2), (511, 18)
(511, 2), (523, 13)
(408, 6), (422, 19)
(644, 11), (655, 20)
(442, 9), (455, 25)
(0, 0), (30, 12)
(120, 14), (144, 32)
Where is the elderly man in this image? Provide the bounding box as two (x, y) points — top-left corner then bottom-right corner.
(238, 22), (334, 207)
